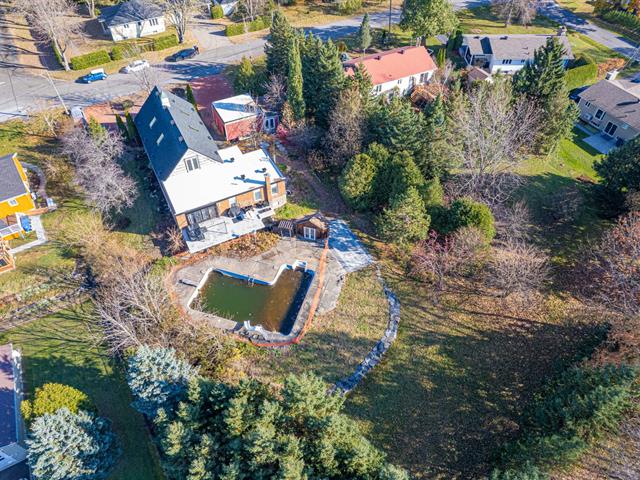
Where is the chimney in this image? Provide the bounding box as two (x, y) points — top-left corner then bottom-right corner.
(557, 25), (567, 36)
(264, 173), (273, 205)
(160, 91), (170, 108)
(605, 69), (619, 81)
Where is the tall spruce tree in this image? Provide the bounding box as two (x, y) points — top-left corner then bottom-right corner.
(376, 186), (431, 244)
(287, 36), (305, 120)
(314, 39), (346, 127)
(420, 94), (450, 178)
(357, 12), (372, 54)
(265, 10), (295, 77)
(234, 56), (256, 95)
(513, 37), (578, 153)
(300, 32), (323, 118)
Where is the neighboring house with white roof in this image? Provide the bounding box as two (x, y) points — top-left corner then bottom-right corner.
(343, 46), (437, 97)
(577, 74), (640, 145)
(460, 31), (573, 74)
(211, 94), (278, 142)
(135, 87), (287, 253)
(98, 0), (165, 42)
(0, 344), (28, 480)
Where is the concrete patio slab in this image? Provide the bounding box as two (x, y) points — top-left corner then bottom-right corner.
(582, 133), (618, 154)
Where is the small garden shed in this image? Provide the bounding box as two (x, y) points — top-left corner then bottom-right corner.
(295, 213), (329, 241)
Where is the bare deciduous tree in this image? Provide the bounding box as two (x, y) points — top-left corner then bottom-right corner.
(62, 126), (137, 214)
(492, 0), (540, 26)
(593, 212), (640, 317)
(165, 226), (186, 255)
(131, 64), (161, 93)
(263, 74), (287, 112)
(160, 0), (198, 43)
(488, 238), (550, 298)
(27, 100), (62, 137)
(13, 0), (81, 71)
(83, 0), (97, 18)
(446, 79), (540, 205)
(322, 87), (365, 170)
(236, 0), (267, 22)
(494, 200), (532, 242)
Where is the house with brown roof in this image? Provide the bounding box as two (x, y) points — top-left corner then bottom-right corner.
(577, 75), (640, 146)
(460, 31), (573, 74)
(343, 46), (437, 97)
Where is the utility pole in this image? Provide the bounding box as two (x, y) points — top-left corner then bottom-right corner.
(42, 71), (69, 115)
(388, 0), (392, 39)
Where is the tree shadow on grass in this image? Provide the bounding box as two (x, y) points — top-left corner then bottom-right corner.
(343, 273), (606, 479)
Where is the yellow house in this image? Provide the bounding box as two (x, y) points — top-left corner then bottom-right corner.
(0, 153), (36, 240)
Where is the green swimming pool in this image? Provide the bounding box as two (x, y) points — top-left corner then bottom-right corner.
(195, 268), (314, 334)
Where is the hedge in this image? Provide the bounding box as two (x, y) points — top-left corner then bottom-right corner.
(211, 3), (224, 19)
(70, 50), (111, 70)
(565, 61), (598, 90)
(152, 33), (179, 51)
(225, 15), (271, 36)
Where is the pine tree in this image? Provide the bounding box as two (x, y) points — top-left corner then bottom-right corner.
(265, 10), (295, 77)
(27, 408), (120, 480)
(346, 64), (373, 110)
(234, 56), (256, 94)
(287, 36), (305, 121)
(376, 186), (431, 244)
(420, 94), (450, 178)
(87, 117), (106, 140)
(115, 114), (129, 141)
(314, 39), (346, 127)
(436, 47), (446, 68)
(513, 37), (578, 153)
(357, 12), (372, 55)
(400, 0), (459, 39)
(300, 32), (323, 118)
(127, 345), (199, 418)
(125, 110), (139, 144)
(388, 151), (427, 201)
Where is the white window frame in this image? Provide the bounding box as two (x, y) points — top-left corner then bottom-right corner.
(303, 226), (316, 240)
(271, 183), (278, 195)
(253, 189), (263, 201)
(228, 196), (238, 206)
(184, 156), (200, 172)
(594, 109), (605, 120)
(156, 133), (164, 145)
(584, 101), (591, 108)
(7, 198), (18, 207)
(149, 117), (156, 128)
(374, 85), (382, 94)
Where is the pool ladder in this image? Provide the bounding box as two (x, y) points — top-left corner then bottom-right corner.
(247, 276), (255, 286)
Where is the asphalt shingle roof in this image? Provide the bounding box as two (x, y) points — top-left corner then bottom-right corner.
(99, 0), (163, 28)
(135, 87), (220, 181)
(579, 79), (640, 131)
(0, 153), (27, 203)
(463, 34), (573, 61)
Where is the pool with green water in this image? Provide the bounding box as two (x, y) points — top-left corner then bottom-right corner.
(195, 268), (314, 334)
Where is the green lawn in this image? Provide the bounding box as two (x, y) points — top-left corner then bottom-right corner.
(0, 306), (164, 480)
(458, 5), (559, 34)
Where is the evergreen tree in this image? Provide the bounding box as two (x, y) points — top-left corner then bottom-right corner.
(127, 345), (199, 418)
(436, 47), (446, 67)
(340, 152), (379, 210)
(125, 110), (138, 144)
(357, 12), (372, 54)
(594, 136), (640, 200)
(287, 36), (305, 121)
(513, 37), (578, 153)
(87, 117), (107, 140)
(234, 56), (256, 94)
(388, 150), (427, 201)
(265, 10), (295, 77)
(186, 84), (197, 109)
(27, 408), (119, 480)
(21, 383), (93, 423)
(420, 94), (450, 178)
(300, 32), (323, 118)
(346, 64), (373, 111)
(400, 0), (459, 39)
(314, 39), (346, 127)
(115, 114), (129, 141)
(376, 186), (431, 244)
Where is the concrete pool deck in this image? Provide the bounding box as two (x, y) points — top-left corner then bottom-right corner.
(170, 237), (347, 343)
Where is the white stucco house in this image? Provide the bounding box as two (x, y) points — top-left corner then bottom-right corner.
(343, 46), (438, 97)
(459, 31), (573, 74)
(98, 0), (165, 42)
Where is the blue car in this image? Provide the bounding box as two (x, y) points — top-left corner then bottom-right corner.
(79, 69), (107, 83)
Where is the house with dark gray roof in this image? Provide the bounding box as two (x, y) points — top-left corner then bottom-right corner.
(135, 87), (287, 253)
(0, 344), (28, 480)
(460, 30), (573, 74)
(98, 0), (165, 42)
(577, 75), (640, 146)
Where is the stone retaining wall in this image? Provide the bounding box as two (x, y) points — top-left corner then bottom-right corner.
(333, 267), (400, 394)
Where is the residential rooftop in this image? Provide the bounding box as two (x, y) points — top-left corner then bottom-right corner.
(0, 153), (28, 203)
(579, 79), (640, 131)
(212, 94), (259, 124)
(343, 46), (437, 85)
(462, 34), (574, 61)
(135, 86), (220, 181)
(99, 0), (163, 27)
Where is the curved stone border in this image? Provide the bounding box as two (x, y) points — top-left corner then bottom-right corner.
(333, 266), (400, 395)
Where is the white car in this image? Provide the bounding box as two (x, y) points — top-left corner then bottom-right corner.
(123, 60), (150, 74)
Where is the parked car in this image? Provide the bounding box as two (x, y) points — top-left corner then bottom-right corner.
(169, 48), (198, 62)
(79, 68), (107, 83)
(122, 59), (150, 73)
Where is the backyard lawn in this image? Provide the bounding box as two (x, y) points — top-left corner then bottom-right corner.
(0, 306), (164, 480)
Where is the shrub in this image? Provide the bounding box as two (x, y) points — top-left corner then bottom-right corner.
(337, 0), (362, 14)
(110, 45), (124, 61)
(491, 364), (637, 477)
(226, 22), (246, 36)
(226, 15), (271, 36)
(152, 33), (179, 51)
(432, 197), (496, 241)
(27, 408), (120, 480)
(601, 10), (640, 32)
(423, 177), (444, 209)
(53, 44), (65, 69)
(70, 50), (111, 70)
(21, 383), (93, 422)
(565, 61), (598, 90)
(211, 2), (224, 18)
(340, 152), (379, 211)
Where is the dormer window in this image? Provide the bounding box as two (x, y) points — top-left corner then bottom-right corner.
(185, 157), (200, 172)
(156, 133), (164, 145)
(149, 117), (156, 128)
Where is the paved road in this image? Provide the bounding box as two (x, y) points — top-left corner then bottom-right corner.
(0, 1), (637, 122)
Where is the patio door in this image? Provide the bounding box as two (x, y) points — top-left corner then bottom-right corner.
(604, 122), (618, 137)
(303, 227), (316, 241)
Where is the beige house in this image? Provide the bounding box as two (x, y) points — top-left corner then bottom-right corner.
(577, 75), (640, 145)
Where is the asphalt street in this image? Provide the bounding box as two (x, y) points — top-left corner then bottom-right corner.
(0, 2), (636, 122)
